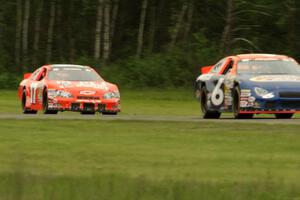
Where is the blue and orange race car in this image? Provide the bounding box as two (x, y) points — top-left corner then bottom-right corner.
(195, 54), (300, 119)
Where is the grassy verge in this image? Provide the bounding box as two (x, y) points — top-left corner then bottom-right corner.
(0, 119), (300, 199)
(1, 173), (299, 200)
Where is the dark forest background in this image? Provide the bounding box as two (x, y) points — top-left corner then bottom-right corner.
(0, 0), (299, 88)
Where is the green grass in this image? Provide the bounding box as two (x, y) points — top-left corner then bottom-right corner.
(1, 89), (300, 199)
(0, 90), (20, 113)
(0, 119), (300, 199)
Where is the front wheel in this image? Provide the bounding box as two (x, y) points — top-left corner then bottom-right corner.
(22, 90), (37, 114)
(43, 89), (58, 114)
(275, 113), (293, 119)
(233, 86), (253, 119)
(200, 87), (221, 119)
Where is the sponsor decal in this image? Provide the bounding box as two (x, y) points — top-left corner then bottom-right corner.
(76, 99), (101, 103)
(250, 75), (300, 82)
(75, 82), (109, 90)
(79, 90), (96, 95)
(224, 79), (234, 88)
(240, 97), (249, 101)
(240, 101), (254, 108)
(248, 96), (256, 102)
(241, 92), (251, 97)
(240, 101), (248, 108)
(248, 102), (254, 107)
(241, 89), (251, 93)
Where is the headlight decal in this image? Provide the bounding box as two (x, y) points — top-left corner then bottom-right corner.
(254, 87), (274, 99)
(103, 91), (120, 99)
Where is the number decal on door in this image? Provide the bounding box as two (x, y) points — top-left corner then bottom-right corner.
(211, 78), (225, 107)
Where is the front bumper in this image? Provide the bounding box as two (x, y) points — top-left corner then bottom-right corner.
(47, 97), (121, 113)
(240, 98), (300, 114)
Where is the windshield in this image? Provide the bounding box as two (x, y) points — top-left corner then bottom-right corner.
(48, 67), (104, 81)
(237, 60), (300, 75)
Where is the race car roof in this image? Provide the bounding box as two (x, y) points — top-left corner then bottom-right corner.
(236, 54), (291, 60)
(42, 64), (92, 70)
(50, 64), (89, 68)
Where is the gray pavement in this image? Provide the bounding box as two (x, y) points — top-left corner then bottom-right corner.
(0, 113), (300, 125)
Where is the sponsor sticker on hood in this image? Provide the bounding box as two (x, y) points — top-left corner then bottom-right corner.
(75, 82), (109, 90)
(250, 75), (300, 82)
(79, 90), (96, 95)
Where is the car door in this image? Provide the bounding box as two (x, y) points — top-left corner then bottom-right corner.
(27, 67), (47, 108)
(204, 57), (232, 111)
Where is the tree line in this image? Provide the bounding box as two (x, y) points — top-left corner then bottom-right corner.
(0, 0), (299, 88)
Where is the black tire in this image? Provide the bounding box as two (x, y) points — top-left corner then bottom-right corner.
(43, 89), (58, 114)
(102, 112), (118, 115)
(81, 111), (96, 115)
(194, 81), (201, 99)
(200, 87), (221, 119)
(233, 86), (253, 119)
(21, 90), (37, 114)
(275, 113), (293, 119)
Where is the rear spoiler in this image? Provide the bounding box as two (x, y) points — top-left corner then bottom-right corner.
(201, 66), (213, 74)
(23, 73), (32, 79)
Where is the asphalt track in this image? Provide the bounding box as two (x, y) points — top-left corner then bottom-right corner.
(1, 113), (300, 125)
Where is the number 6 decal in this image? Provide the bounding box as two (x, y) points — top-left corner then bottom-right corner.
(211, 78), (225, 106)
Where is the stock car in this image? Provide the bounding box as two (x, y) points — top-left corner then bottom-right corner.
(195, 54), (300, 119)
(18, 64), (121, 115)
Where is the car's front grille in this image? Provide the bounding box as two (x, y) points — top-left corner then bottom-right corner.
(279, 92), (300, 98)
(83, 103), (95, 111)
(280, 101), (300, 109)
(71, 103), (80, 111)
(98, 104), (106, 111)
(264, 101), (277, 109)
(77, 96), (100, 100)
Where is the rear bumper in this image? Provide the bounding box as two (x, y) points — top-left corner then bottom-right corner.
(48, 98), (121, 113)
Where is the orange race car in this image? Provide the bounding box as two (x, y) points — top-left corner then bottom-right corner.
(18, 64), (121, 115)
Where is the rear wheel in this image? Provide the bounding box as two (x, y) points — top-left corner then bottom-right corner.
(200, 87), (221, 119)
(22, 89), (37, 114)
(43, 89), (58, 114)
(275, 113), (293, 119)
(233, 86), (253, 119)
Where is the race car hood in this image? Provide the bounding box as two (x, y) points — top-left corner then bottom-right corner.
(238, 74), (300, 91)
(47, 80), (118, 97)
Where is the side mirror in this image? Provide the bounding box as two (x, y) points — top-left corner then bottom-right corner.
(23, 73), (32, 79)
(201, 66), (213, 74)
